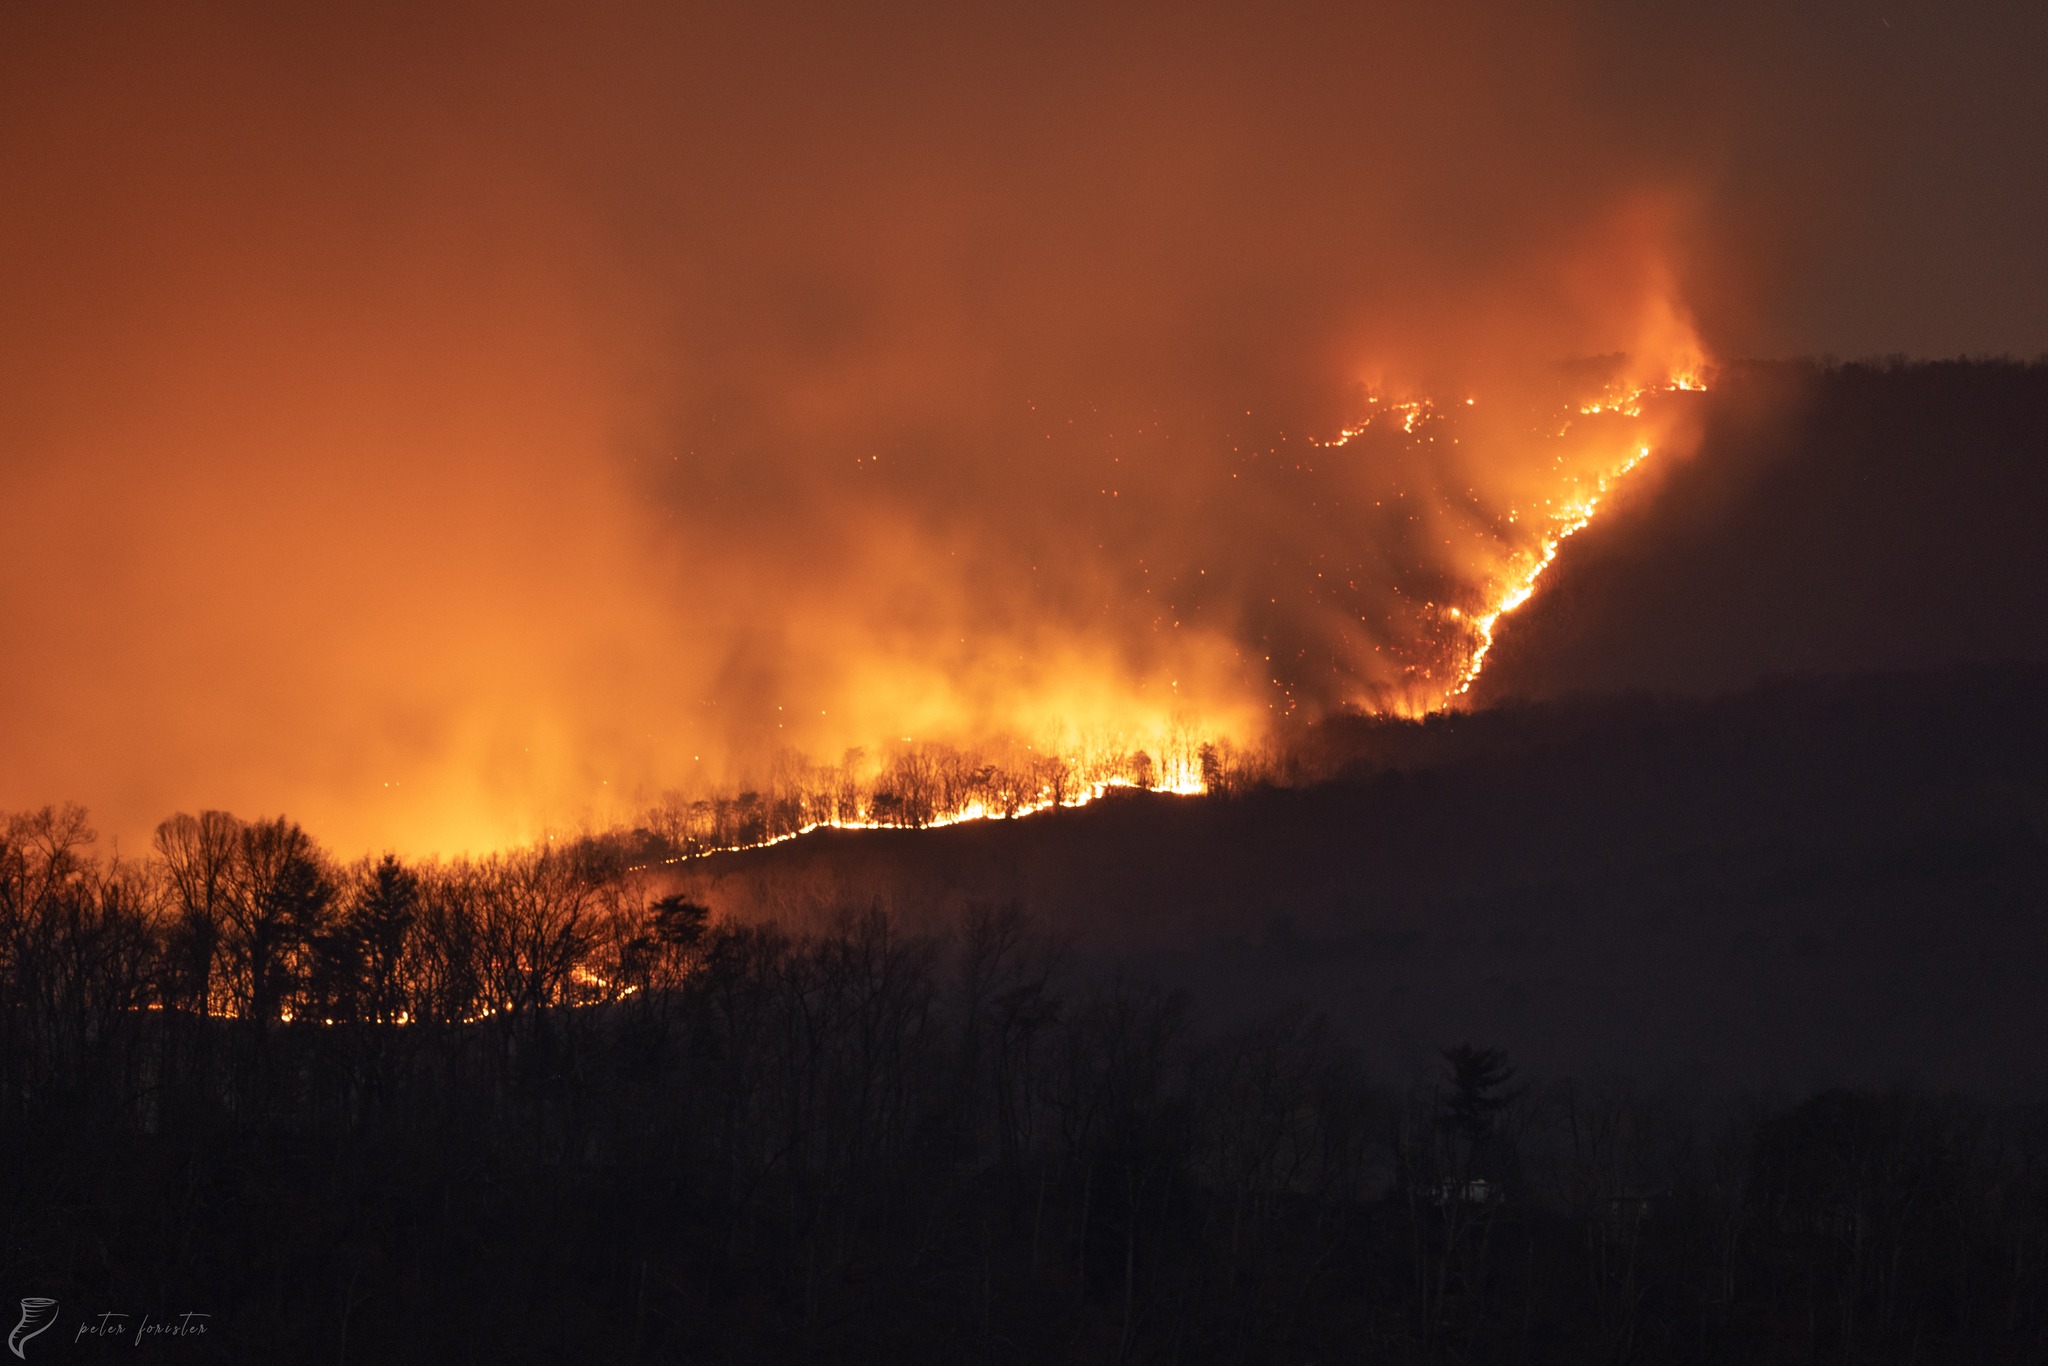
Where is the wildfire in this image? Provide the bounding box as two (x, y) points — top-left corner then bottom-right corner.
(1444, 438), (1654, 699)
(634, 736), (1221, 869)
(1446, 371), (1703, 699)
(1314, 364), (1707, 712)
(69, 362), (1707, 1036)
(626, 361), (1706, 867)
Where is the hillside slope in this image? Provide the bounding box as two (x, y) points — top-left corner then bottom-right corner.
(668, 664), (2048, 1093)
(1471, 360), (2048, 704)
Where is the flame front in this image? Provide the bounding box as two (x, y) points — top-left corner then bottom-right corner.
(1445, 437), (1652, 702)
(1446, 368), (1706, 701)
(1303, 355), (1707, 718)
(631, 726), (1232, 866)
(620, 352), (1710, 863)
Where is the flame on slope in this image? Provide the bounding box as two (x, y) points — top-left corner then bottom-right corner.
(182, 368), (1710, 1024)
(1447, 372), (1702, 701)
(1313, 365), (1706, 714)
(641, 363), (1705, 863)
(1446, 438), (1653, 700)
(635, 743), (1215, 867)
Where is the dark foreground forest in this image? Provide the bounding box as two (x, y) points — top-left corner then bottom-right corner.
(8, 668), (2048, 1365)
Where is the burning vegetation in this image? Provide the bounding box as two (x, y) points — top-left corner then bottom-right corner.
(1305, 358), (1708, 712)
(637, 731), (1232, 858)
(0, 336), (1709, 1040)
(602, 349), (1710, 862)
(0, 0), (1738, 861)
(0, 341), (1708, 1034)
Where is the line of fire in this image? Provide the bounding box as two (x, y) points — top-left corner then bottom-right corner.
(0, 362), (1707, 1034)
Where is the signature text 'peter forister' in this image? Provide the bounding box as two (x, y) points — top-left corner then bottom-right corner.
(74, 1312), (211, 1347)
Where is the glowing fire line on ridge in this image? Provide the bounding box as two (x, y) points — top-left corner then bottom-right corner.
(637, 764), (1211, 869)
(638, 369), (1706, 865)
(1445, 439), (1652, 700)
(1442, 374), (1703, 702)
(1315, 370), (1704, 712)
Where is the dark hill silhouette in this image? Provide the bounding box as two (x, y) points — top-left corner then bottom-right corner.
(1470, 359), (2048, 704)
(669, 662), (2048, 1094)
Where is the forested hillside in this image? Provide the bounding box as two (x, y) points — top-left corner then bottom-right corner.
(9, 662), (2047, 1361)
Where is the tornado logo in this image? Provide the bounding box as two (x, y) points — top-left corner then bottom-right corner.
(8, 1299), (54, 1359)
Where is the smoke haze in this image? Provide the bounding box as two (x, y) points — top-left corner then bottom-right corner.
(3, 1), (2042, 853)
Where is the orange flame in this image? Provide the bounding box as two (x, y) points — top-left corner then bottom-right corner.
(1314, 350), (1709, 716)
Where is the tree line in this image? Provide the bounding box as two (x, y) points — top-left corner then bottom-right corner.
(637, 733), (1263, 856)
(4, 802), (2048, 1363)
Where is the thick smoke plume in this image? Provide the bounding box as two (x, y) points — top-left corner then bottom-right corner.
(5, 1), (2034, 853)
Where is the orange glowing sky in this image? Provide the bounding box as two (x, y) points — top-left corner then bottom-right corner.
(2, 1), (2043, 854)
